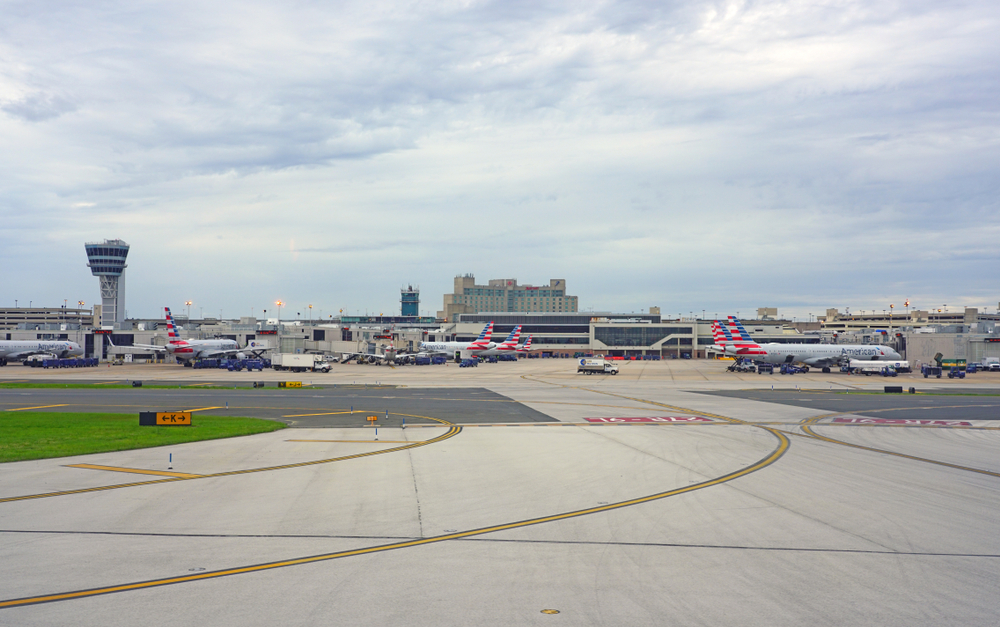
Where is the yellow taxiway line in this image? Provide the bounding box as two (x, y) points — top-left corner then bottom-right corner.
(65, 464), (204, 479)
(0, 427), (788, 609)
(287, 439), (413, 444)
(4, 404), (69, 412)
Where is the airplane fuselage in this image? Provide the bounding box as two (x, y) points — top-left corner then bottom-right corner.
(419, 341), (495, 354)
(722, 342), (901, 367)
(0, 340), (84, 361)
(165, 339), (239, 360)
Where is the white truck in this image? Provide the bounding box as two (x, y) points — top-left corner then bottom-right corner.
(984, 357), (1000, 372)
(577, 357), (619, 375)
(272, 353), (331, 373)
(849, 359), (910, 373)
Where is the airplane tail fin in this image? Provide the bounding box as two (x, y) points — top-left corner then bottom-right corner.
(711, 320), (729, 347)
(521, 335), (532, 351)
(726, 316), (757, 343)
(164, 307), (180, 339)
(722, 317), (764, 353)
(504, 325), (522, 345)
(477, 321), (494, 342)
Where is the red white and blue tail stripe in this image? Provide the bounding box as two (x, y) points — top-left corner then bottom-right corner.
(713, 317), (766, 356)
(517, 335), (532, 353)
(468, 322), (494, 349)
(165, 307), (180, 339)
(496, 325), (522, 351)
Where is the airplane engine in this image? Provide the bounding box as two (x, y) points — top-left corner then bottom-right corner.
(367, 355), (378, 364)
(236, 352), (247, 360)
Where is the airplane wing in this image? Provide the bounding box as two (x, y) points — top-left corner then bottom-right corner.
(197, 347), (248, 359)
(801, 356), (839, 368)
(132, 343), (167, 353)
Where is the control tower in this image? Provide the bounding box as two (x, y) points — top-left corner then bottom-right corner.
(85, 239), (130, 326)
(401, 285), (420, 317)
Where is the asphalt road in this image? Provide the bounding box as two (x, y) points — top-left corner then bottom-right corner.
(0, 386), (556, 427)
(696, 389), (1000, 421)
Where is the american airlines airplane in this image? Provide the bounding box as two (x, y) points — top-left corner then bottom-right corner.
(133, 307), (244, 363)
(0, 340), (84, 365)
(417, 322), (496, 360)
(713, 316), (901, 373)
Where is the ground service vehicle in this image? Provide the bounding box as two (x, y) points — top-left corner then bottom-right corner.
(948, 366), (966, 379)
(577, 358), (619, 375)
(272, 354), (331, 373)
(922, 365), (943, 378)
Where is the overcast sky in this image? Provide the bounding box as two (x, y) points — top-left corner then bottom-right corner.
(2, 0), (998, 322)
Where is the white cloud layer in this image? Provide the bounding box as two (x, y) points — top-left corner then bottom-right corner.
(1, 0), (998, 320)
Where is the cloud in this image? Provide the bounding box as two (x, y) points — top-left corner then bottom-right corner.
(1, 92), (77, 122)
(0, 0), (998, 320)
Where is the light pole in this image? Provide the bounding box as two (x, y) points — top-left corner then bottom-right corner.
(185, 300), (192, 320)
(276, 301), (284, 327)
(309, 304), (312, 325)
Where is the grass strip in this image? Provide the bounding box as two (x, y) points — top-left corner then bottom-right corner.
(0, 412), (285, 463)
(0, 383), (312, 390)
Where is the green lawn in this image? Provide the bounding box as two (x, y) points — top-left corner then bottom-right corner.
(0, 382), (314, 389)
(0, 412), (285, 463)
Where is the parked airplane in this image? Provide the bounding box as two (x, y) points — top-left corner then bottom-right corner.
(713, 317), (901, 373)
(341, 342), (401, 365)
(0, 340), (84, 365)
(477, 325), (522, 356)
(417, 322), (496, 360)
(133, 307), (245, 362)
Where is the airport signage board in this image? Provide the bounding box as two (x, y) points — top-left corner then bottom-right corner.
(833, 418), (972, 426)
(584, 416), (711, 423)
(139, 411), (192, 426)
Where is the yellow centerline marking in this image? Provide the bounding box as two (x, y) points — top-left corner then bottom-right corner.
(186, 383), (217, 387)
(0, 427), (788, 609)
(282, 410), (356, 418)
(91, 381), (122, 385)
(287, 440), (412, 443)
(800, 421), (1000, 477)
(182, 406), (224, 412)
(0, 418), (458, 504)
(65, 464), (204, 479)
(4, 404), (69, 412)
